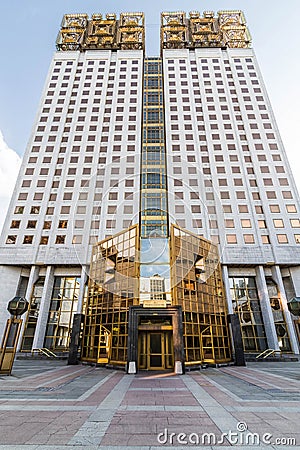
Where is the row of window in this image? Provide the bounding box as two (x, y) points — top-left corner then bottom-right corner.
(13, 199), (297, 217)
(6, 233), (300, 246)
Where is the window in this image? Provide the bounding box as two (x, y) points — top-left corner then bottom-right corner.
(77, 206), (86, 214)
(286, 205), (297, 213)
(282, 191), (293, 199)
(6, 235), (17, 244)
(295, 235), (300, 244)
(55, 235), (66, 244)
(273, 219), (284, 228)
(123, 206), (133, 214)
(192, 219), (202, 228)
(72, 235), (82, 244)
(23, 235), (33, 244)
(238, 205), (248, 213)
(109, 193), (118, 200)
(244, 234), (255, 244)
(40, 236), (49, 245)
(226, 234), (237, 244)
(63, 192), (73, 200)
(27, 220), (37, 229)
(106, 220), (116, 228)
(277, 234), (288, 244)
(191, 205), (201, 213)
(107, 206), (117, 214)
(14, 206), (24, 214)
(223, 205), (232, 213)
(262, 235), (270, 244)
(291, 219), (300, 228)
(209, 220), (218, 229)
(75, 220), (84, 229)
(58, 220), (68, 229)
(225, 219), (234, 228)
(241, 219), (251, 228)
(258, 220), (267, 229)
(10, 220), (20, 229)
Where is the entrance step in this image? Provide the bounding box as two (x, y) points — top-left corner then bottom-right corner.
(245, 353), (299, 362)
(16, 351), (68, 360)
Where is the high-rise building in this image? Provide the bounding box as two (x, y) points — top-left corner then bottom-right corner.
(0, 11), (300, 371)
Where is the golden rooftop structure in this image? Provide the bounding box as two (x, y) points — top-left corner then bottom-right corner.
(161, 10), (251, 52)
(56, 12), (145, 51)
(56, 11), (251, 53)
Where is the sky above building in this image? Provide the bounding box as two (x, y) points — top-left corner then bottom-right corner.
(0, 0), (299, 232)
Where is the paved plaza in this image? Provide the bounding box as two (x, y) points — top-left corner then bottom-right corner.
(0, 359), (300, 449)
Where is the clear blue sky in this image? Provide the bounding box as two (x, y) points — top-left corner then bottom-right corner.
(0, 0), (299, 187)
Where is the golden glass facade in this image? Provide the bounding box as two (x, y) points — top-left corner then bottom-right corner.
(81, 226), (139, 365)
(171, 225), (231, 364)
(81, 224), (232, 369)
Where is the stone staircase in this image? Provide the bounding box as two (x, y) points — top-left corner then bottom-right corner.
(16, 349), (68, 360)
(245, 352), (299, 362)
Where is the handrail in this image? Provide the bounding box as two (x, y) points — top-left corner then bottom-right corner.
(256, 348), (281, 359)
(32, 348), (58, 358)
(42, 348), (58, 358)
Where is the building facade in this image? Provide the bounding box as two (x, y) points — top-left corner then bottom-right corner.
(0, 11), (300, 371)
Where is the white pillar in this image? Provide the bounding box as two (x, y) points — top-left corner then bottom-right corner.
(290, 266), (300, 297)
(77, 265), (88, 313)
(272, 265), (299, 354)
(222, 265), (233, 314)
(17, 266), (40, 351)
(32, 266), (54, 349)
(255, 266), (279, 351)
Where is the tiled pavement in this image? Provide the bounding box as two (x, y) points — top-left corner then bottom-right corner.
(0, 360), (300, 448)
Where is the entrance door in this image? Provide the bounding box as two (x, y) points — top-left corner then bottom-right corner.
(149, 333), (163, 369)
(138, 331), (173, 370)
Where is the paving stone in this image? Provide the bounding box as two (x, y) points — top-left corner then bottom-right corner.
(0, 360), (300, 448)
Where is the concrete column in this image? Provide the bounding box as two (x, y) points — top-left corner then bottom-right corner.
(77, 265), (88, 313)
(222, 265), (233, 314)
(222, 266), (245, 364)
(290, 266), (300, 297)
(32, 266), (54, 349)
(17, 266), (40, 351)
(272, 265), (299, 354)
(255, 266), (279, 351)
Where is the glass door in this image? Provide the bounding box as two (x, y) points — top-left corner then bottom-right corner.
(138, 331), (174, 370)
(149, 332), (163, 369)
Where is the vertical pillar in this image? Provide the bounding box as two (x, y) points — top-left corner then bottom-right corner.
(222, 266), (233, 314)
(223, 266), (245, 365)
(17, 265), (40, 351)
(77, 265), (88, 313)
(272, 265), (299, 354)
(32, 266), (54, 349)
(68, 266), (88, 364)
(127, 306), (138, 373)
(255, 266), (279, 351)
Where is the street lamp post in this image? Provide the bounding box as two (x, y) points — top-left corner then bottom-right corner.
(0, 297), (29, 375)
